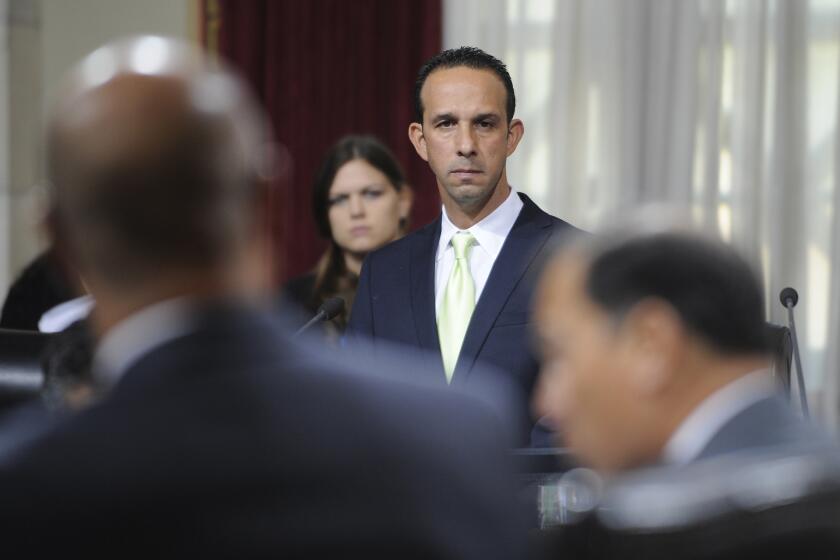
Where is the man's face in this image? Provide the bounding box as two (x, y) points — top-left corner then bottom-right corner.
(533, 253), (657, 473)
(409, 66), (523, 212)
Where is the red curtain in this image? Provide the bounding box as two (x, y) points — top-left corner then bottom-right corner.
(206, 0), (442, 282)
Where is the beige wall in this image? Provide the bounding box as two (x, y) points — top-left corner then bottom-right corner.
(41, 0), (195, 114)
(1, 0), (195, 297)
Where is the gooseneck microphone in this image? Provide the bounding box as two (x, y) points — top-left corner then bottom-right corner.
(293, 297), (345, 338)
(780, 287), (798, 308)
(780, 287), (809, 418)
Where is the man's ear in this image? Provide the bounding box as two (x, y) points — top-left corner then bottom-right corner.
(506, 118), (524, 156)
(620, 298), (685, 397)
(408, 122), (428, 162)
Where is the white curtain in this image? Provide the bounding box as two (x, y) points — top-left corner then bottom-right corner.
(444, 0), (840, 429)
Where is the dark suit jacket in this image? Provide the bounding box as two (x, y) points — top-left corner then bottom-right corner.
(347, 193), (577, 443)
(0, 304), (525, 558)
(0, 248), (77, 331)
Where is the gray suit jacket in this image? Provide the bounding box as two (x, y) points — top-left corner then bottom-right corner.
(697, 395), (829, 461)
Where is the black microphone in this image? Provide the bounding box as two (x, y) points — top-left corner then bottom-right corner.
(779, 287), (809, 418)
(293, 297), (345, 337)
(780, 287), (799, 308)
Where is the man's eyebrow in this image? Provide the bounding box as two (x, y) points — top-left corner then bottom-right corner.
(430, 112), (457, 123)
(473, 113), (501, 123)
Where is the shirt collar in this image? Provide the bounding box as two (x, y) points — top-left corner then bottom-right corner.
(436, 187), (524, 262)
(92, 297), (195, 388)
(38, 295), (95, 333)
(662, 369), (775, 466)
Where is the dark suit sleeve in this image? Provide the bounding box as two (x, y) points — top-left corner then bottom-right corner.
(346, 254), (374, 343)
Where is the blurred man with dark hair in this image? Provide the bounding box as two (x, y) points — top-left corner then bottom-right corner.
(535, 226), (820, 472)
(533, 223), (840, 559)
(0, 37), (525, 558)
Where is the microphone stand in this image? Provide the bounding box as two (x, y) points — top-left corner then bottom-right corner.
(292, 297), (345, 338)
(780, 287), (809, 418)
(294, 311), (326, 338)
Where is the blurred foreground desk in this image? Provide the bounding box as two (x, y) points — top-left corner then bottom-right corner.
(533, 447), (840, 560)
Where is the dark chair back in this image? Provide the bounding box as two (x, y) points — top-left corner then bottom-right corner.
(765, 322), (792, 396)
(0, 328), (50, 409)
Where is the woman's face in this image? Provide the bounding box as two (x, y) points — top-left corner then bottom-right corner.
(327, 159), (411, 257)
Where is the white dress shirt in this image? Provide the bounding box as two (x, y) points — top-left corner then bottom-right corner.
(661, 370), (775, 466)
(92, 297), (194, 388)
(435, 188), (524, 311)
(38, 295), (95, 333)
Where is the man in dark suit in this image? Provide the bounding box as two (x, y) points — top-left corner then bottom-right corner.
(532, 224), (840, 558)
(348, 47), (577, 444)
(0, 37), (526, 558)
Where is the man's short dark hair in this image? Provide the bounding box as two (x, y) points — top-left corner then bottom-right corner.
(414, 46), (516, 124)
(583, 232), (768, 355)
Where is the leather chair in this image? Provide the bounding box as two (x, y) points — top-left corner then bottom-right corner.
(0, 329), (50, 410)
(765, 322), (792, 396)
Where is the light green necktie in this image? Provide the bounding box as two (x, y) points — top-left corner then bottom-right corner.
(438, 231), (477, 382)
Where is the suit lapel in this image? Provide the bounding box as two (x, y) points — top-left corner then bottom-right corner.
(453, 194), (554, 381)
(409, 218), (443, 358)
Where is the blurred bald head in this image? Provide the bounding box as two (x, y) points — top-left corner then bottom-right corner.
(47, 37), (273, 302)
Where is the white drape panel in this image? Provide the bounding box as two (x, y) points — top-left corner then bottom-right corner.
(444, 0), (840, 428)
